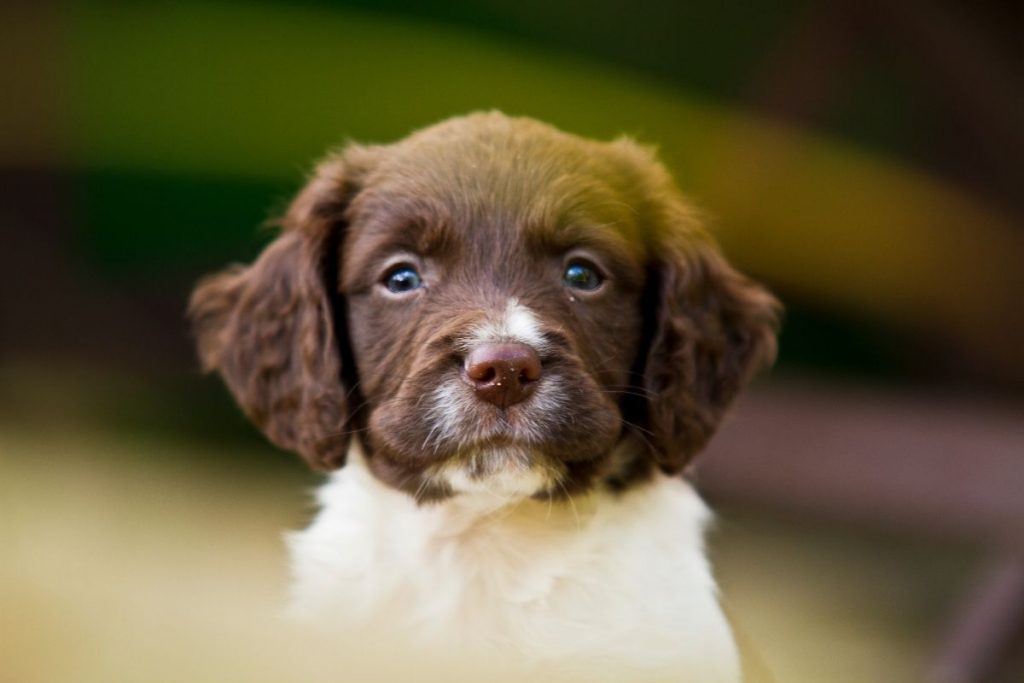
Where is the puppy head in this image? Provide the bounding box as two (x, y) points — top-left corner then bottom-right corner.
(189, 113), (779, 500)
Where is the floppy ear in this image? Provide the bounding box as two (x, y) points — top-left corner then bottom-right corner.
(188, 150), (374, 469)
(620, 145), (781, 473)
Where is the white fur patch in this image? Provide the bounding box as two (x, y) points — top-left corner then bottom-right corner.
(420, 382), (465, 455)
(287, 441), (742, 682)
(431, 446), (556, 500)
(467, 298), (548, 350)
(441, 456), (550, 498)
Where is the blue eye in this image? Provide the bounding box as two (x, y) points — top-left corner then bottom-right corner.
(384, 266), (423, 294)
(563, 262), (603, 291)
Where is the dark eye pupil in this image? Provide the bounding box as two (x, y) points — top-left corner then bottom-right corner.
(386, 267), (422, 293)
(563, 263), (601, 291)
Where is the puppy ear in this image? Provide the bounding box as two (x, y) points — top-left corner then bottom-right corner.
(188, 150), (374, 469)
(617, 143), (781, 473)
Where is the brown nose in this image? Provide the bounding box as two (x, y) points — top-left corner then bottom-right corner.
(463, 343), (542, 408)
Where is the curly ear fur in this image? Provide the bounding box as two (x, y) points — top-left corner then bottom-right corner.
(188, 150), (374, 469)
(642, 235), (780, 472)
(613, 140), (781, 473)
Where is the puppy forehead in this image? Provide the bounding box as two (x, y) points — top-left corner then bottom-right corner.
(346, 175), (644, 263)
(360, 120), (645, 235)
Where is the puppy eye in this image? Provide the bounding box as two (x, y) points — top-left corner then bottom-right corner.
(383, 265), (424, 294)
(563, 261), (603, 291)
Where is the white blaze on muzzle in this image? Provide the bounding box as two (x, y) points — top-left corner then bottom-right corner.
(424, 297), (563, 499)
(466, 298), (548, 351)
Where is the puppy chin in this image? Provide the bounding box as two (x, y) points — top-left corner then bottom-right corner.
(431, 446), (562, 500)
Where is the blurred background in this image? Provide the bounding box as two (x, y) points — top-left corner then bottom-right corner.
(2, 1), (1022, 681)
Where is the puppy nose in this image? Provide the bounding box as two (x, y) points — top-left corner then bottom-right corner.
(463, 343), (542, 408)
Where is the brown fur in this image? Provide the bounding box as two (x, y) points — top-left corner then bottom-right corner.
(188, 112), (780, 498)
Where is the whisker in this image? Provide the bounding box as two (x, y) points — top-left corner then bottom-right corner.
(555, 476), (582, 532)
(412, 475), (431, 504)
(620, 418), (658, 454)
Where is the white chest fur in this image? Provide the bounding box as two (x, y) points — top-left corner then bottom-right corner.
(287, 448), (741, 682)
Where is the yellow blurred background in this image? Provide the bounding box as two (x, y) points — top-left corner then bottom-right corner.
(2, 2), (1022, 681)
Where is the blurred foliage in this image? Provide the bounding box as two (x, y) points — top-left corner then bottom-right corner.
(75, 170), (291, 275)
(65, 1), (714, 175)
(296, 0), (803, 104)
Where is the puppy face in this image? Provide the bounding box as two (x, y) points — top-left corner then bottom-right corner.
(189, 113), (779, 502)
(340, 121), (650, 499)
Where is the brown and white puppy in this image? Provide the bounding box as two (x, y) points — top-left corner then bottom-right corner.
(190, 112), (778, 681)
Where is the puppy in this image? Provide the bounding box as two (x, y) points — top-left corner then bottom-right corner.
(189, 112), (779, 681)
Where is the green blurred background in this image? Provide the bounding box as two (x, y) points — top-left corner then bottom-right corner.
(2, 2), (1022, 682)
